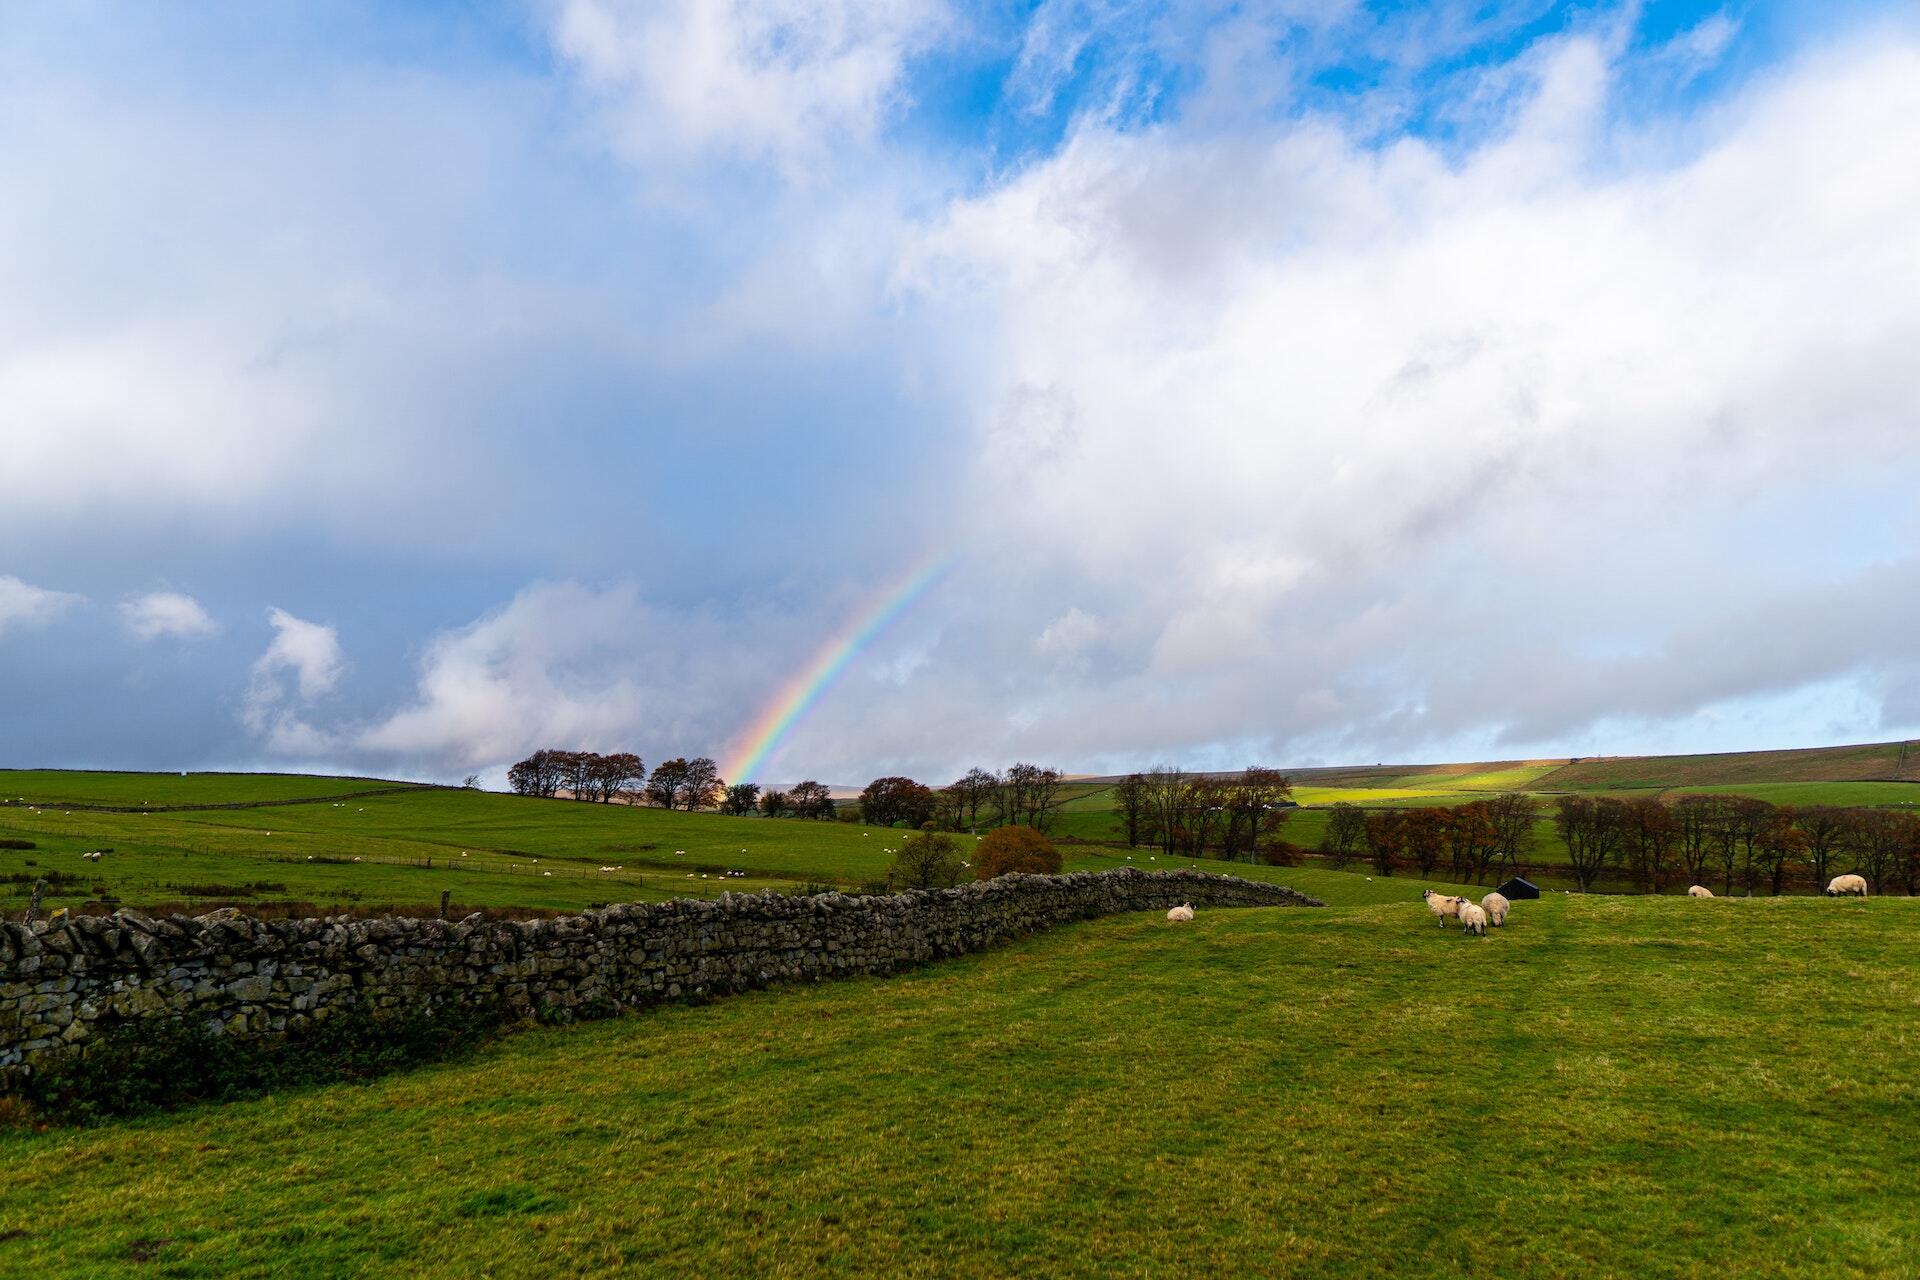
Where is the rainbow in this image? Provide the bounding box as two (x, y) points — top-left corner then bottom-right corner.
(722, 553), (956, 784)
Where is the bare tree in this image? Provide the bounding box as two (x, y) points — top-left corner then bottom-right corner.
(1555, 795), (1625, 891)
(948, 768), (1001, 831)
(999, 763), (1067, 833)
(1619, 797), (1680, 894)
(1111, 774), (1150, 849)
(1321, 802), (1367, 869)
(1221, 767), (1293, 865)
(1794, 806), (1850, 892)
(1143, 765), (1188, 857)
(1485, 793), (1539, 880)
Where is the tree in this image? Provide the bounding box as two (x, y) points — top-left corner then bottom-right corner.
(1554, 795), (1626, 891)
(589, 752), (645, 803)
(1364, 810), (1404, 876)
(1221, 767), (1293, 865)
(1112, 774), (1150, 849)
(1401, 807), (1448, 878)
(999, 763), (1066, 832)
(681, 758), (723, 811)
(758, 788), (789, 818)
(1672, 794), (1717, 888)
(1485, 793), (1538, 879)
(973, 825), (1062, 879)
(1730, 797), (1779, 895)
(1143, 765), (1188, 857)
(557, 750), (597, 801)
(788, 780), (836, 820)
(1847, 809), (1912, 894)
(886, 828), (966, 891)
(1321, 803), (1367, 869)
(719, 782), (761, 816)
(1619, 797), (1680, 894)
(1795, 806), (1850, 892)
(1756, 806), (1807, 896)
(645, 759), (690, 808)
(1448, 801), (1500, 885)
(1178, 776), (1231, 858)
(860, 776), (937, 829)
(507, 749), (564, 798)
(948, 768), (1001, 831)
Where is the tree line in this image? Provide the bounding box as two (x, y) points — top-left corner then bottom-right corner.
(1549, 794), (1920, 895)
(504, 749), (836, 819)
(858, 763), (1072, 834)
(1106, 766), (1298, 863)
(1310, 790), (1920, 895)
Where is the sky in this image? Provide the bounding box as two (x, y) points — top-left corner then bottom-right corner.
(3, 0), (1918, 787)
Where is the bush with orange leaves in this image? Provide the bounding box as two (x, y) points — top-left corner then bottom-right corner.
(973, 825), (1062, 880)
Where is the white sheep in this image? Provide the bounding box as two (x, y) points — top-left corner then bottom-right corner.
(1825, 874), (1869, 897)
(1688, 884), (1714, 898)
(1166, 903), (1195, 922)
(1422, 889), (1466, 927)
(1458, 901), (1488, 936)
(1480, 892), (1510, 927)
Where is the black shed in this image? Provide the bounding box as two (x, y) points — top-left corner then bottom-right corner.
(1495, 876), (1540, 900)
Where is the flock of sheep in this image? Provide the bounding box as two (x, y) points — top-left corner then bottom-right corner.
(1165, 870), (1878, 937)
(1422, 888), (1510, 936)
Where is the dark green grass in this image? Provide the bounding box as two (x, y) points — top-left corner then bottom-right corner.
(0, 770), (418, 809)
(4, 894), (1915, 1277)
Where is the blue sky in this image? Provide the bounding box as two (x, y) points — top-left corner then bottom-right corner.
(3, 0), (1918, 785)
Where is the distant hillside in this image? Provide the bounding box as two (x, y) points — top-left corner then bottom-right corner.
(1533, 741), (1920, 791)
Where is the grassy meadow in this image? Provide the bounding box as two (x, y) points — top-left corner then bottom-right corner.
(4, 890), (1915, 1277)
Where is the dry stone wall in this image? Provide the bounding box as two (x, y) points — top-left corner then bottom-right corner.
(0, 868), (1319, 1082)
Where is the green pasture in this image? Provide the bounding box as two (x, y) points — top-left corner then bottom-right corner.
(6, 891), (1915, 1277)
(0, 769), (416, 810)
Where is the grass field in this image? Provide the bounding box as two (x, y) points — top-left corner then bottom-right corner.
(8, 749), (1919, 920)
(4, 890), (1914, 1277)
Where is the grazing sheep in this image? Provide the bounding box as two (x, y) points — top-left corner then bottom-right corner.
(1826, 874), (1869, 897)
(1480, 892), (1510, 927)
(1166, 903), (1195, 922)
(1688, 885), (1714, 898)
(1458, 901), (1488, 936)
(1422, 889), (1466, 927)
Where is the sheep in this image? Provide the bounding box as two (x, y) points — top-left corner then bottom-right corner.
(1422, 889), (1466, 927)
(1480, 891), (1510, 927)
(1458, 901), (1488, 936)
(1688, 884), (1714, 898)
(1825, 874), (1869, 897)
(1166, 903), (1195, 922)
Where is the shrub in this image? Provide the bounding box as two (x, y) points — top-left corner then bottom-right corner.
(0, 839), (35, 850)
(1261, 841), (1302, 867)
(974, 826), (1062, 880)
(885, 828), (967, 890)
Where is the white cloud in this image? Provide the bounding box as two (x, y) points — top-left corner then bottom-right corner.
(119, 590), (218, 641)
(245, 608), (346, 755)
(0, 575), (83, 635)
(552, 0), (951, 173)
(355, 581), (762, 773)
(890, 29), (1920, 764)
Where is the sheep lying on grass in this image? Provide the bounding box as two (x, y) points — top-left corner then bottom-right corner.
(1480, 892), (1510, 927)
(1688, 885), (1714, 898)
(1458, 901), (1488, 937)
(1422, 889), (1466, 927)
(1825, 874), (1868, 897)
(1166, 903), (1194, 922)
